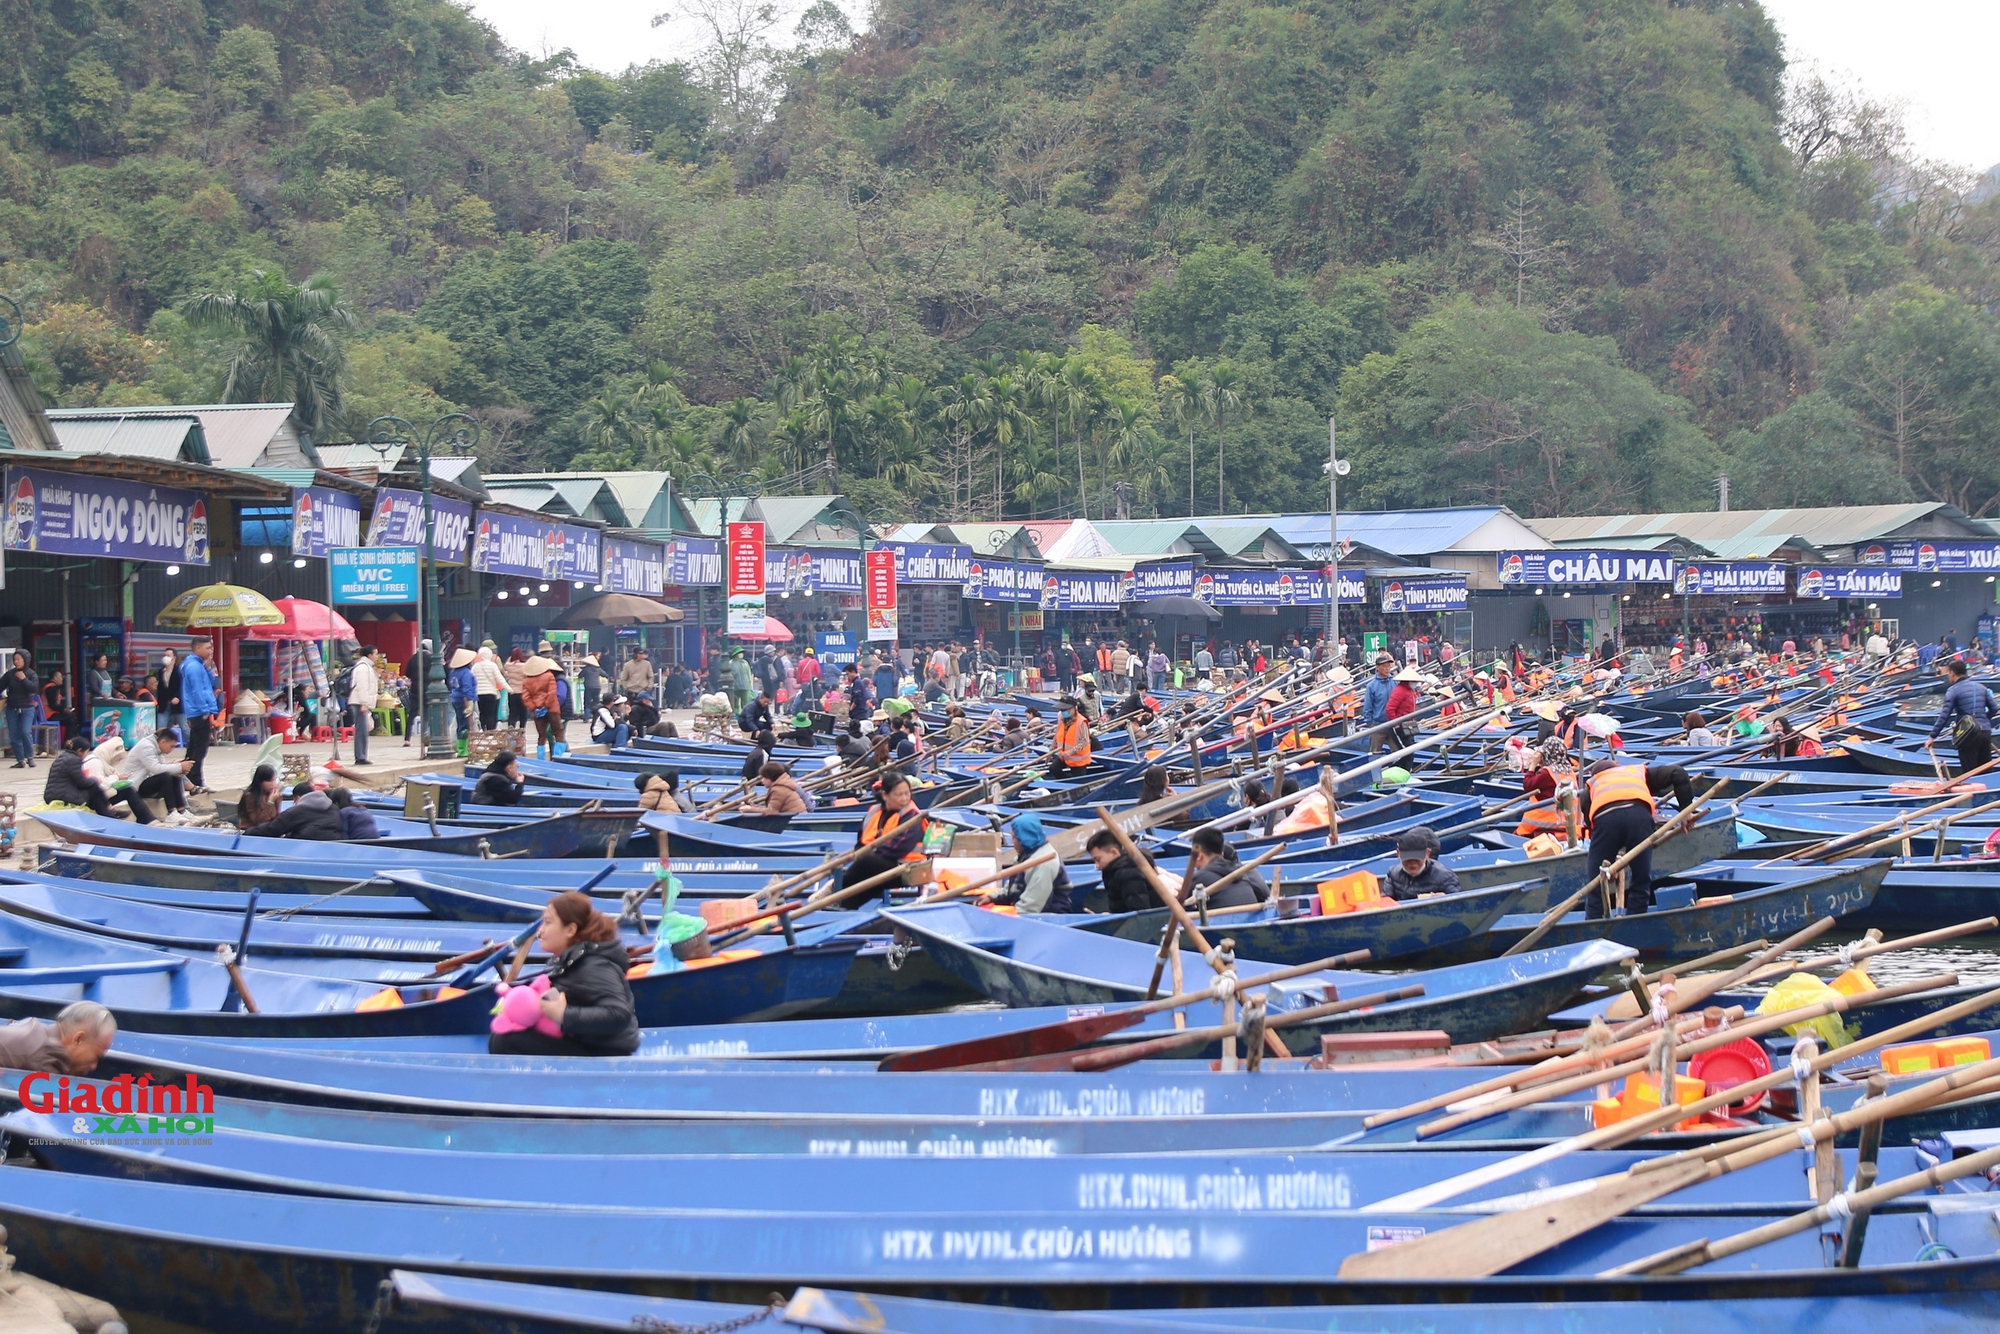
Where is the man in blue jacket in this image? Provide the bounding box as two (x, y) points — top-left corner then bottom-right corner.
(1931, 658), (1997, 775)
(1359, 653), (1397, 754)
(178, 637), (220, 793)
(872, 654), (902, 707)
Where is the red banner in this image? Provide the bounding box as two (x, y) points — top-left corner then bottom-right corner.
(865, 548), (898, 641)
(726, 522), (766, 596)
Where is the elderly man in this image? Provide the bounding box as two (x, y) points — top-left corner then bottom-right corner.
(0, 1000), (116, 1074)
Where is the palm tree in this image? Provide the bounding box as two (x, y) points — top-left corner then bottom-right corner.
(581, 392), (640, 464)
(1106, 400), (1168, 516)
(718, 398), (768, 469)
(179, 270), (355, 435)
(1158, 374), (1196, 516)
(1199, 366), (1245, 514)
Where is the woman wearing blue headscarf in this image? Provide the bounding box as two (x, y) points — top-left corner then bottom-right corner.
(996, 813), (1078, 913)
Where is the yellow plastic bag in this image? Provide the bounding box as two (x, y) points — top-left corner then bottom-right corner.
(1522, 833), (1566, 859)
(1756, 972), (1855, 1050)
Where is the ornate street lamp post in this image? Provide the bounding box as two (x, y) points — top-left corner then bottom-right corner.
(363, 413), (480, 761)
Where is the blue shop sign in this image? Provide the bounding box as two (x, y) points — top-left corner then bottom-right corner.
(1496, 550), (1677, 586)
(1796, 567), (1903, 600)
(331, 546), (420, 604)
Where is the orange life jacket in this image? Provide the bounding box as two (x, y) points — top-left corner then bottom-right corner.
(861, 803), (927, 862)
(1588, 765), (1655, 820)
(1515, 806), (1568, 838)
(1055, 715), (1092, 768)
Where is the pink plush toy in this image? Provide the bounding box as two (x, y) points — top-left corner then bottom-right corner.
(490, 975), (562, 1037)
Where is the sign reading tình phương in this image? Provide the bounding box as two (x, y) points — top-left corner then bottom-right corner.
(726, 521), (767, 634)
(1377, 574), (1468, 612)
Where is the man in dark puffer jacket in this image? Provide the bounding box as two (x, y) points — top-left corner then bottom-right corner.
(252, 782), (344, 840)
(1086, 829), (1161, 914)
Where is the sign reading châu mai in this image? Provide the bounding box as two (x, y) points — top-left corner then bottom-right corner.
(1496, 550), (1678, 585)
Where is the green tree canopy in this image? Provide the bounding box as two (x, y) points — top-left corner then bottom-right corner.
(179, 270), (356, 433)
(1336, 302), (1720, 515)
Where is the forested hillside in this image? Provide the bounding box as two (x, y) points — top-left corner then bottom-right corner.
(3, 0), (1997, 521)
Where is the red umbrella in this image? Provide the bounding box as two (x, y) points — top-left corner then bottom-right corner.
(243, 596), (356, 641)
(730, 616), (794, 642)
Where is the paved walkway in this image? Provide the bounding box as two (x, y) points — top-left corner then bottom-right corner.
(1, 718), (596, 853)
(1, 711), (715, 855)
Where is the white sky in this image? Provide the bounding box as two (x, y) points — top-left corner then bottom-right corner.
(466, 0), (2000, 172)
(1760, 0), (2000, 170)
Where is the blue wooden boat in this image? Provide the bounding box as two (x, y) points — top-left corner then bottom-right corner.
(638, 811), (845, 857)
(1862, 863), (2000, 930)
(1307, 810), (1741, 909)
(1836, 737), (1953, 776)
(0, 1171), (1992, 1330)
(1070, 879), (1544, 965)
(42, 845), (827, 895)
(378, 869), (838, 922)
(883, 904), (1635, 1046)
(0, 1073), (1591, 1155)
(6, 1105), (1923, 1216)
(0, 889), (855, 1034)
(0, 876), (626, 961)
(0, 905), (496, 1036)
(1413, 860), (1888, 964)
(387, 1272), (2000, 1334)
(0, 867), (434, 918)
(32, 807), (643, 860)
(90, 1029), (1607, 1119)
(1736, 803), (1999, 856)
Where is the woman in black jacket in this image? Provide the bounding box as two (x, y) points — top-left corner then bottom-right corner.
(488, 891), (639, 1056)
(472, 751), (526, 805)
(42, 737), (99, 810)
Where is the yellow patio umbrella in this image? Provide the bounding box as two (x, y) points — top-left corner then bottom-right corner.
(155, 583), (287, 629)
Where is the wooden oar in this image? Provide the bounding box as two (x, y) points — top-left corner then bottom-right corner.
(1339, 1044), (2000, 1280)
(1359, 920), (1840, 1132)
(443, 919), (540, 988)
(1035, 984), (1425, 1073)
(1619, 915), (1836, 1031)
(878, 944), (1374, 1072)
(1723, 915), (1998, 991)
(1362, 974), (1986, 1214)
(213, 944), (258, 1014)
(1605, 1141), (2000, 1277)
(1805, 793), (2000, 862)
(709, 857), (933, 946)
(1501, 777), (1731, 957)
(1094, 804), (1223, 965)
(1768, 784), (1986, 863)
(1410, 972), (1952, 1140)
